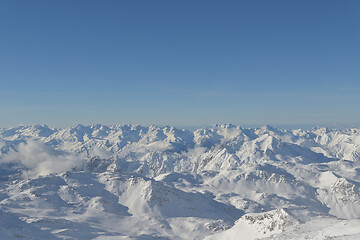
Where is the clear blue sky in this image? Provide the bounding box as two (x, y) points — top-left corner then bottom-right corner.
(1, 0), (359, 128)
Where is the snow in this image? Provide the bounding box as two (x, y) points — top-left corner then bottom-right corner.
(0, 124), (360, 239)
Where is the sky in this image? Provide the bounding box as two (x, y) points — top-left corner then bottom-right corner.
(1, 0), (359, 129)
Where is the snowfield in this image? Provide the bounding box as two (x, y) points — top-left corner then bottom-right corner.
(0, 124), (360, 239)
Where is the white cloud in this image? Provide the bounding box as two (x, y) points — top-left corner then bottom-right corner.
(1, 140), (85, 178)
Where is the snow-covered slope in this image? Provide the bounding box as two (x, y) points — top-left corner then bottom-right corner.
(0, 124), (360, 239)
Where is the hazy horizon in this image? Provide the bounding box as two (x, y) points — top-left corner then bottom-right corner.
(2, 122), (360, 131)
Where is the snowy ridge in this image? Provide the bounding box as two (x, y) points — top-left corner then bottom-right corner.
(0, 124), (360, 239)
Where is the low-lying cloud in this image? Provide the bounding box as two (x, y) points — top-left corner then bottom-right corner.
(1, 140), (85, 178)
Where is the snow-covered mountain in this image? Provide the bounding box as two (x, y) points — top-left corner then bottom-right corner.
(0, 124), (360, 239)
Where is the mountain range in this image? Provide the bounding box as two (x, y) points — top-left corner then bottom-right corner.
(0, 124), (360, 239)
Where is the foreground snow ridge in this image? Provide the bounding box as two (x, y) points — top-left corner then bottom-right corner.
(1, 124), (360, 239)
